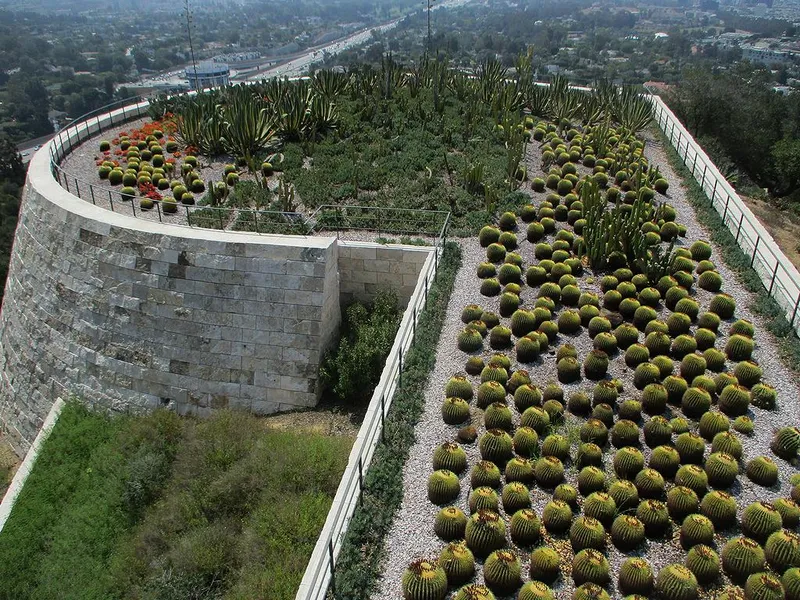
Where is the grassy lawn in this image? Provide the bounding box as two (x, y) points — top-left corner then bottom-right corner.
(0, 402), (352, 600)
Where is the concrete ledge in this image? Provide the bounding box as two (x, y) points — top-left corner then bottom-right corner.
(0, 397), (65, 534)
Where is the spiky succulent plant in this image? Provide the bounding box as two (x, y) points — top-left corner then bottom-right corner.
(701, 491), (738, 528)
(747, 456), (780, 487)
(453, 584), (497, 600)
(704, 452), (739, 489)
(465, 510), (506, 558)
(681, 513), (715, 548)
(618, 557), (654, 595)
(765, 530), (800, 573)
(530, 546), (561, 583)
(742, 502), (783, 544)
(542, 499), (573, 533)
(479, 430), (514, 464)
(609, 479), (640, 512)
(572, 549), (611, 587)
(637, 499), (671, 537)
(722, 536), (767, 581)
(772, 427), (800, 460)
(611, 515), (646, 551)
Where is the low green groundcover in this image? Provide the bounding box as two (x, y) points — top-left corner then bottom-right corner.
(0, 402), (351, 600)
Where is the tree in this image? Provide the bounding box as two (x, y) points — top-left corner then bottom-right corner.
(0, 134), (24, 186)
(770, 138), (800, 196)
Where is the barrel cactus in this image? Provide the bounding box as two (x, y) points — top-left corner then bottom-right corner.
(704, 452), (739, 489)
(685, 545), (720, 585)
(529, 546), (561, 583)
(643, 416), (673, 448)
(619, 557), (654, 595)
(745, 573), (786, 600)
(573, 583), (610, 600)
(784, 568), (800, 600)
(510, 508), (542, 546)
(742, 502), (783, 543)
(470, 460), (501, 489)
(479, 430), (514, 464)
(776, 499), (800, 529)
(453, 584), (496, 600)
(710, 293), (737, 319)
(747, 456), (780, 487)
(535, 456), (565, 489)
(734, 361), (763, 388)
(502, 481), (532, 513)
(542, 499), (573, 533)
(752, 383), (777, 410)
(722, 536), (767, 581)
(712, 431), (744, 460)
(611, 419), (641, 448)
(649, 445), (681, 478)
(442, 397), (470, 425)
(517, 581), (554, 600)
(765, 530), (800, 573)
(439, 540), (475, 585)
(681, 386), (712, 419)
(401, 558), (448, 600)
(483, 550), (522, 595)
(772, 427), (800, 460)
(701, 490), (738, 528)
(521, 406), (550, 434)
(433, 442), (468, 473)
(681, 514), (715, 548)
(469, 487), (500, 513)
(435, 506), (468, 540)
(428, 469), (461, 505)
(699, 411), (730, 442)
(614, 446), (645, 480)
(655, 564), (699, 600)
(572, 548), (611, 586)
(569, 515), (607, 551)
(637, 499), (671, 537)
(612, 515), (646, 551)
(513, 427), (540, 458)
(609, 479), (640, 512)
(577, 466), (606, 496)
(541, 434), (570, 461)
(465, 510), (506, 558)
(445, 375), (473, 400)
(485, 403), (513, 431)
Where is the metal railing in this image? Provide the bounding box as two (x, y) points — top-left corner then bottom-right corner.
(47, 96), (452, 244)
(648, 93), (800, 335)
(295, 234), (446, 600)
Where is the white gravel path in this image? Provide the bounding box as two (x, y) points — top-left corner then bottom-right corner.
(370, 131), (800, 600)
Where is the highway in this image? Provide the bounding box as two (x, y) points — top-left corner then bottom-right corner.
(17, 0), (471, 164)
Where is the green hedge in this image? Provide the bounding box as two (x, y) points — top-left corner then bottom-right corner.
(659, 129), (800, 371)
(332, 242), (461, 598)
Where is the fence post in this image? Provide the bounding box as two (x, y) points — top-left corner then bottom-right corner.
(90, 184), (96, 205)
(700, 165), (707, 189)
(328, 539), (336, 597)
(722, 194), (730, 224)
(735, 209), (745, 242)
(156, 200), (163, 223)
(357, 457), (364, 506)
(398, 352), (402, 388)
(108, 189), (115, 212)
(75, 179), (80, 199)
(380, 393), (385, 441)
(219, 209), (224, 230)
(691, 152), (698, 176)
(768, 261), (780, 295)
(750, 236), (760, 268)
(790, 293), (800, 328)
(64, 177), (70, 193)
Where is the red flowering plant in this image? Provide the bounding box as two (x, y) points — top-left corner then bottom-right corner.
(138, 181), (162, 201)
(185, 145), (199, 156)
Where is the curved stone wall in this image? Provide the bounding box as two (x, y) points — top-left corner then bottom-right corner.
(0, 147), (343, 453)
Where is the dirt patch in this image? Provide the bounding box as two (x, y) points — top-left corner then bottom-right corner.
(0, 433), (21, 499)
(259, 406), (360, 438)
(740, 194), (800, 272)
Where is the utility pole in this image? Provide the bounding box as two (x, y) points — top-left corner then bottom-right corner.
(185, 0), (199, 89)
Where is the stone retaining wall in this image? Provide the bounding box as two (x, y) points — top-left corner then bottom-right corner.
(0, 148), (434, 455)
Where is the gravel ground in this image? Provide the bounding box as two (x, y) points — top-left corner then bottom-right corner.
(370, 131), (800, 600)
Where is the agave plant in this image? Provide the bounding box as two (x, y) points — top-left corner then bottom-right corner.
(311, 69), (348, 101)
(221, 87), (277, 161)
(614, 87), (653, 136)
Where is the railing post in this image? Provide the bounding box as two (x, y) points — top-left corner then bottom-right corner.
(379, 393), (385, 442)
(790, 293), (800, 328)
(357, 457), (364, 506)
(64, 177), (70, 193)
(90, 184), (96, 205)
(108, 189), (114, 212)
(722, 194), (730, 224)
(328, 539), (336, 597)
(398, 352), (402, 388)
(735, 208), (745, 242)
(750, 236), (760, 268)
(75, 179), (80, 199)
(701, 164), (707, 189)
(768, 261), (780, 295)
(691, 152), (698, 176)
(219, 209), (224, 230)
(156, 200), (163, 222)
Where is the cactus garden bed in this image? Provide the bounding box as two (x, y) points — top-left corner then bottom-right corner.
(371, 106), (800, 600)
